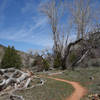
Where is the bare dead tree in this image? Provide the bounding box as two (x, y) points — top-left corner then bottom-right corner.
(40, 0), (100, 69)
(40, 0), (63, 54)
(40, 0), (77, 69)
(68, 0), (94, 39)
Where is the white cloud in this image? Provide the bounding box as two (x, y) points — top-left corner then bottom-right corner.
(0, 0), (53, 49)
(0, 15), (52, 48)
(29, 16), (48, 32)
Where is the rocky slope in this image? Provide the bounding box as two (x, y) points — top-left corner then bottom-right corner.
(69, 31), (100, 68)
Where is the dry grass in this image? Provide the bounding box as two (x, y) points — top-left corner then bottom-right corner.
(0, 76), (73, 100)
(0, 67), (100, 100)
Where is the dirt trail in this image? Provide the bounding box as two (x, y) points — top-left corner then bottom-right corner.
(47, 76), (87, 100)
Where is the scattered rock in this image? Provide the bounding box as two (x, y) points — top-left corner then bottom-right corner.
(88, 93), (100, 100)
(89, 76), (94, 80)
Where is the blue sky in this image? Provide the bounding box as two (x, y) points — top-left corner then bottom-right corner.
(0, 0), (100, 52)
(0, 0), (53, 52)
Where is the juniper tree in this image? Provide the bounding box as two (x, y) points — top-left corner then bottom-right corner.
(1, 46), (22, 69)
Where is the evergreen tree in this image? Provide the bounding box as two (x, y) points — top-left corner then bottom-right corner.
(1, 46), (22, 69)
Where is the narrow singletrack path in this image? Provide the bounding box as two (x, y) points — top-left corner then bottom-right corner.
(47, 76), (87, 100)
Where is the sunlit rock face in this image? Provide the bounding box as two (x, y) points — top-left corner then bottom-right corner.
(68, 31), (100, 67)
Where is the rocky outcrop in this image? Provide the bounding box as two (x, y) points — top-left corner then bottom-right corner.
(69, 31), (100, 68)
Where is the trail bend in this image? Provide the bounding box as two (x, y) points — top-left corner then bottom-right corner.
(47, 76), (87, 100)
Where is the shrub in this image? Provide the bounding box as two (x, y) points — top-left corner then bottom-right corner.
(53, 52), (62, 68)
(32, 60), (38, 66)
(1, 46), (22, 69)
(69, 52), (77, 63)
(43, 59), (50, 71)
(32, 55), (50, 71)
(32, 55), (43, 66)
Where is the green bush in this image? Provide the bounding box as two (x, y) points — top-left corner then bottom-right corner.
(1, 46), (22, 69)
(53, 53), (62, 68)
(32, 60), (38, 66)
(32, 55), (50, 71)
(43, 59), (50, 71)
(32, 55), (43, 66)
(69, 52), (77, 63)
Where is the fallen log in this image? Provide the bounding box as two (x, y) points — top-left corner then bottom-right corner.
(24, 78), (31, 88)
(0, 79), (6, 91)
(0, 68), (30, 91)
(0, 68), (46, 100)
(10, 94), (24, 100)
(71, 50), (89, 70)
(76, 50), (89, 64)
(16, 72), (29, 83)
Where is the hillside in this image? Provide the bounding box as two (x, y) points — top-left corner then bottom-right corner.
(0, 45), (6, 63)
(0, 33), (100, 100)
(0, 32), (100, 69)
(0, 44), (34, 68)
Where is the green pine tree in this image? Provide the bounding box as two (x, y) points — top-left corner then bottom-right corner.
(1, 46), (22, 69)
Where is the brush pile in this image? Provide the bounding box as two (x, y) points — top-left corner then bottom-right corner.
(88, 94), (100, 100)
(0, 68), (45, 100)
